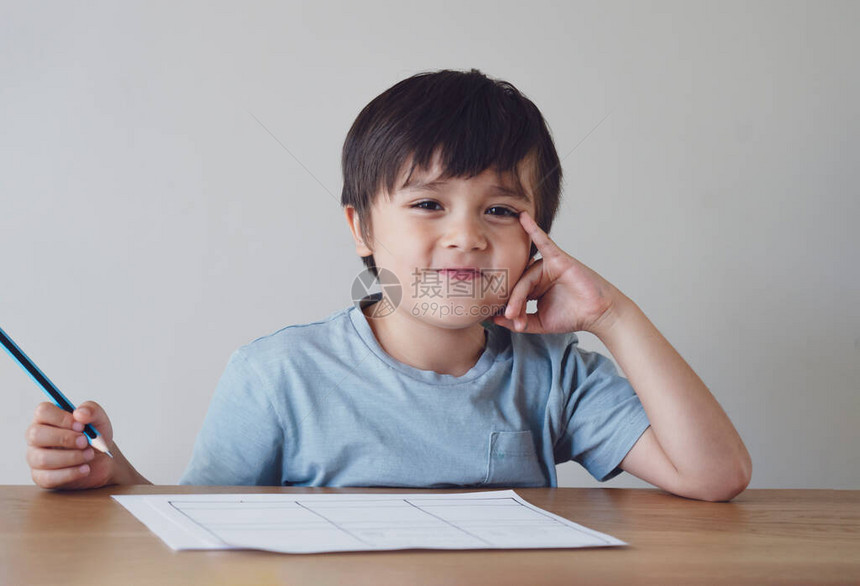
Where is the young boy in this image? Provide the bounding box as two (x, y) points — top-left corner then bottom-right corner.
(25, 69), (751, 501)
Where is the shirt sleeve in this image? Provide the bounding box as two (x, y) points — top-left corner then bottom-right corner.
(179, 348), (284, 485)
(553, 344), (651, 482)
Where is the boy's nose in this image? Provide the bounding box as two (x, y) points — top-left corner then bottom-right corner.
(441, 215), (488, 251)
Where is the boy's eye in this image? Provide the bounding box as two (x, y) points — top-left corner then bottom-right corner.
(412, 200), (442, 211)
(486, 206), (519, 218)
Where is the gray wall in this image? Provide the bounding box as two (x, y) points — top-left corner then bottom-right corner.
(1, 1), (857, 488)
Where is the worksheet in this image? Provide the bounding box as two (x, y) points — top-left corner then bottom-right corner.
(113, 490), (625, 554)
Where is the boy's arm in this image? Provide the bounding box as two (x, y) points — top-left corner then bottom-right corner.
(591, 295), (751, 501)
(495, 212), (751, 502)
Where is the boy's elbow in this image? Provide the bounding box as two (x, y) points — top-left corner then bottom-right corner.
(705, 469), (750, 502)
(697, 454), (753, 502)
(726, 448), (753, 499)
(675, 453), (752, 502)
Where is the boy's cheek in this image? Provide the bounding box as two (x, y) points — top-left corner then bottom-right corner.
(504, 271), (525, 298)
(500, 254), (533, 296)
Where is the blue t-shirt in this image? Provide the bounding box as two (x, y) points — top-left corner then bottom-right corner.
(179, 302), (650, 487)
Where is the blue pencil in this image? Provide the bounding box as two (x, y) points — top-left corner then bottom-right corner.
(0, 325), (113, 458)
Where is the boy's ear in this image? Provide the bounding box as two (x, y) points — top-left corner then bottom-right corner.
(344, 206), (373, 257)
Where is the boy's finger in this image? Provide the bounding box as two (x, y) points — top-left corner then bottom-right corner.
(73, 401), (112, 439)
(504, 273), (536, 321)
(34, 402), (77, 429)
(73, 401), (100, 422)
(493, 313), (546, 334)
(26, 424), (88, 450)
(27, 446), (95, 471)
(519, 211), (563, 258)
(492, 315), (518, 331)
(31, 464), (91, 490)
(505, 259), (546, 320)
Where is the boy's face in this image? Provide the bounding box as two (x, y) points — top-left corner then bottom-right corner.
(347, 156), (537, 329)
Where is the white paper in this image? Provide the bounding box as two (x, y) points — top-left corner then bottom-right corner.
(112, 490), (625, 554)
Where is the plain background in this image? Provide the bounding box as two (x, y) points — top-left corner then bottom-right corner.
(1, 1), (857, 488)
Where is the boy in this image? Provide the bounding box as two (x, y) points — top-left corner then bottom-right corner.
(25, 69), (751, 500)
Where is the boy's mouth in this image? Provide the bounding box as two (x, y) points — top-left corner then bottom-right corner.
(436, 268), (482, 280)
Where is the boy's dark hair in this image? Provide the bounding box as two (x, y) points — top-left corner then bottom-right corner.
(341, 68), (562, 276)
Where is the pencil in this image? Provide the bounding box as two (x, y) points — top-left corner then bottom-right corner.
(0, 325), (114, 458)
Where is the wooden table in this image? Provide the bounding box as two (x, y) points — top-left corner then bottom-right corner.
(1, 485), (857, 585)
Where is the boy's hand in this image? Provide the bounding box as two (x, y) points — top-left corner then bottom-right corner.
(25, 401), (116, 490)
(494, 211), (623, 336)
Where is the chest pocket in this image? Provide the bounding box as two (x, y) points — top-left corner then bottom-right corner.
(483, 430), (546, 487)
